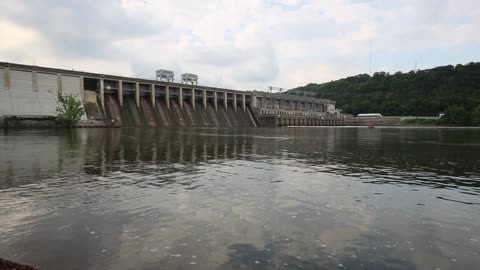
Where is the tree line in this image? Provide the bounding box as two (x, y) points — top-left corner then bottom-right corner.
(290, 62), (480, 126)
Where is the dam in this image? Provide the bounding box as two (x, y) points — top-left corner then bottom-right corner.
(0, 62), (344, 127)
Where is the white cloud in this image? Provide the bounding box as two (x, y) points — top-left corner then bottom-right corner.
(0, 0), (479, 90)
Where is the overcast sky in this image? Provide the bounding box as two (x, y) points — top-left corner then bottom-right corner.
(1, 0), (479, 90)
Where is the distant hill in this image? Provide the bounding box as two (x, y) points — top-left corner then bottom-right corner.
(290, 62), (480, 125)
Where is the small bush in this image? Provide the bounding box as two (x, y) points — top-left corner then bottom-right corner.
(56, 92), (85, 128)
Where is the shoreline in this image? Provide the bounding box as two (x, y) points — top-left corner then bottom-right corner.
(0, 258), (38, 270)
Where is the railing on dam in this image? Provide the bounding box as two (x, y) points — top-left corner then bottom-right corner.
(253, 108), (344, 127)
(257, 109), (330, 117)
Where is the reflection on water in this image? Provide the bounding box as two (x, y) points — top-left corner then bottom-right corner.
(0, 127), (479, 270)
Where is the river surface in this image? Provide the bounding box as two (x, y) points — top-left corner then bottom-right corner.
(0, 127), (479, 270)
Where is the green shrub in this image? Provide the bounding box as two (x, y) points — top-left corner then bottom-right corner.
(56, 92), (85, 128)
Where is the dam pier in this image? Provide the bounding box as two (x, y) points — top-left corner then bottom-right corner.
(0, 62), (344, 128)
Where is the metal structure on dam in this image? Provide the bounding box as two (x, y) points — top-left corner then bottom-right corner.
(0, 62), (344, 127)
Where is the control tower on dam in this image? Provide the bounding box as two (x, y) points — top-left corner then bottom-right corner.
(0, 62), (344, 127)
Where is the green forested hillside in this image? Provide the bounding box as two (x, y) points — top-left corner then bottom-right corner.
(291, 62), (480, 125)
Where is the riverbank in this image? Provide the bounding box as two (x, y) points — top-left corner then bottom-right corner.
(400, 118), (441, 126)
(344, 116), (478, 127)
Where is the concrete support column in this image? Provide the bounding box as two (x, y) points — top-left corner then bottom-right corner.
(166, 85), (170, 109)
(191, 88), (195, 109)
(118, 80), (123, 107)
(179, 87), (183, 109)
(151, 84), (155, 108)
(233, 94), (237, 111)
(214, 91), (218, 111)
(32, 71), (38, 92)
(203, 89), (207, 108)
(4, 67), (10, 90)
(57, 74), (63, 94)
(99, 78), (105, 110)
(242, 94), (246, 111)
(224, 92), (227, 110)
(79, 76), (85, 101)
(135, 82), (140, 108)
(251, 94), (256, 108)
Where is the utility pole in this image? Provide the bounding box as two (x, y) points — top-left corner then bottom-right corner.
(369, 40), (372, 75)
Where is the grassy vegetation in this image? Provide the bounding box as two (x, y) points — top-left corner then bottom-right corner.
(400, 118), (439, 125)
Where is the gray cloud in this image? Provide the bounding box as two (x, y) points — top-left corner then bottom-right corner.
(1, 0), (158, 58)
(1, 0), (479, 90)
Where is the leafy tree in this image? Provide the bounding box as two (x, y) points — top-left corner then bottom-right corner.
(441, 105), (469, 125)
(380, 100), (402, 115)
(56, 92), (85, 128)
(471, 105), (480, 126)
(289, 62), (480, 125)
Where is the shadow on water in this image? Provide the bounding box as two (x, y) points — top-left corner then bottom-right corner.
(74, 127), (480, 192)
(1, 127), (480, 197)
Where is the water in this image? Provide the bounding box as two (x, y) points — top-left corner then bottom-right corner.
(0, 127), (479, 270)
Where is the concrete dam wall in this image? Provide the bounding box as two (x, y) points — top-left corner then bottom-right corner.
(0, 68), (83, 118)
(0, 62), (343, 128)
